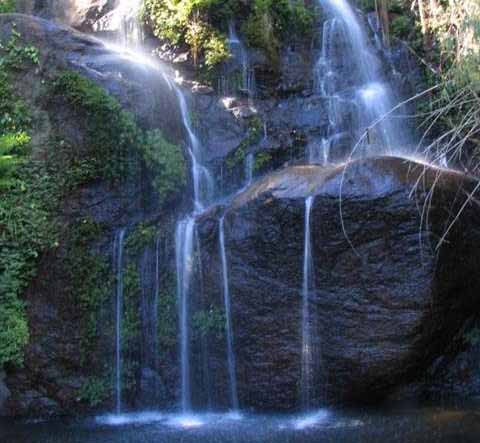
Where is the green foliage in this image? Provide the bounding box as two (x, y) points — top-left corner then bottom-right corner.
(0, 34), (184, 368)
(144, 0), (314, 70)
(144, 0), (231, 70)
(391, 15), (412, 40)
(0, 29), (46, 367)
(243, 0), (314, 62)
(79, 376), (110, 407)
(0, 0), (16, 13)
(157, 275), (177, 348)
(142, 130), (186, 202)
(226, 146), (245, 171)
(123, 264), (141, 346)
(125, 223), (158, 257)
(192, 306), (225, 339)
(50, 71), (185, 201)
(253, 151), (272, 172)
(465, 328), (480, 347)
(49, 71), (136, 184)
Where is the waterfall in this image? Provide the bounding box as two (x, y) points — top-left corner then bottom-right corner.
(315, 0), (406, 159)
(172, 76), (216, 411)
(173, 84), (214, 213)
(113, 228), (126, 415)
(175, 217), (196, 411)
(244, 153), (254, 188)
(219, 217), (239, 411)
(152, 235), (161, 370)
(113, 0), (143, 49)
(228, 22), (256, 101)
(301, 197), (314, 409)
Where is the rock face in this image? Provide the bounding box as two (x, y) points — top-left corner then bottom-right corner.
(0, 14), (184, 417)
(0, 14), (183, 140)
(195, 157), (480, 409)
(16, 0), (115, 32)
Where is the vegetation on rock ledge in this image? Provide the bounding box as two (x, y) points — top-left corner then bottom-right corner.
(143, 0), (314, 73)
(0, 30), (186, 368)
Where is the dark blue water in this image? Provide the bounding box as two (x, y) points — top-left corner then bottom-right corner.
(1, 401), (480, 443)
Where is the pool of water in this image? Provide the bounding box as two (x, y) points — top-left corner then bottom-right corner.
(1, 401), (480, 443)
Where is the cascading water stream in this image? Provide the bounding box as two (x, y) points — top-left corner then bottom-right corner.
(301, 197), (314, 409)
(175, 217), (195, 412)
(219, 216), (239, 411)
(227, 22), (256, 102)
(113, 0), (143, 49)
(315, 0), (406, 160)
(173, 83), (214, 214)
(152, 235), (161, 370)
(244, 153), (254, 188)
(113, 228), (126, 415)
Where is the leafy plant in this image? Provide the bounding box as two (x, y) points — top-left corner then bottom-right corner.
(0, 0), (16, 13)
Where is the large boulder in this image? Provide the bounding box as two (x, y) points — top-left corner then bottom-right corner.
(195, 156), (480, 409)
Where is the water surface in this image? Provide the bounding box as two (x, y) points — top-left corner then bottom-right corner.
(2, 401), (480, 443)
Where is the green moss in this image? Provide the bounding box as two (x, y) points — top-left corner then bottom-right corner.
(144, 0), (314, 72)
(125, 223), (158, 258)
(192, 306), (225, 339)
(0, 29), (47, 367)
(0, 34), (184, 368)
(142, 130), (186, 202)
(50, 71), (185, 202)
(157, 272), (177, 348)
(122, 264), (141, 345)
(253, 151), (272, 172)
(79, 376), (110, 408)
(0, 0), (16, 13)
(64, 218), (112, 366)
(391, 16), (414, 40)
(226, 146), (245, 171)
(243, 0), (314, 63)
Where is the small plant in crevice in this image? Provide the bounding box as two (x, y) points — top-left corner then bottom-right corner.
(79, 376), (110, 408)
(193, 306), (225, 340)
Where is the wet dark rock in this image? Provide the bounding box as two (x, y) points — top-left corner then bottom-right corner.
(195, 157), (480, 410)
(137, 368), (166, 408)
(16, 0), (116, 32)
(0, 372), (10, 415)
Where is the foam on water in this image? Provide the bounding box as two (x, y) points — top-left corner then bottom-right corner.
(292, 409), (331, 430)
(96, 412), (164, 426)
